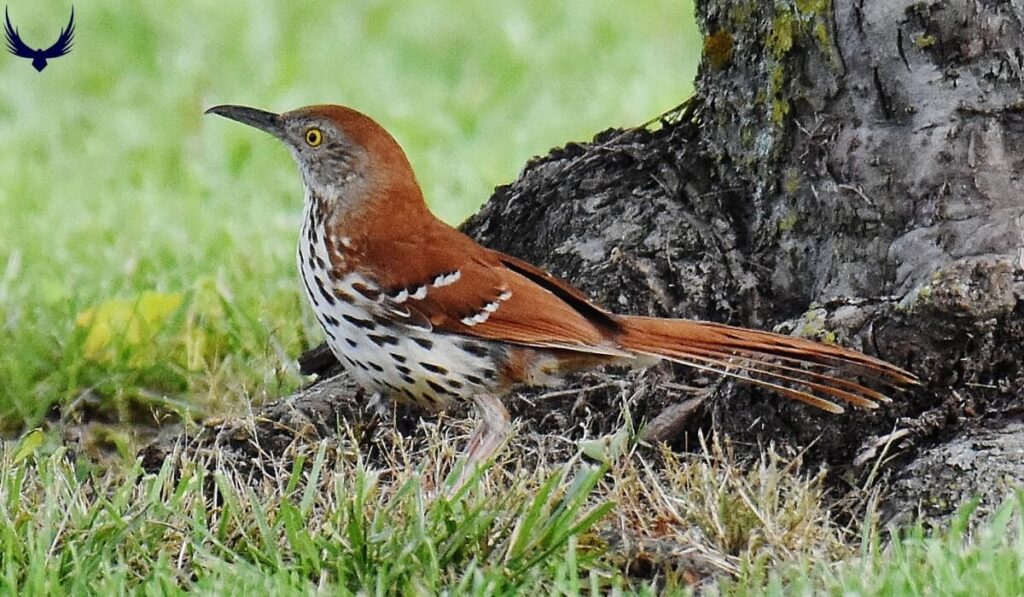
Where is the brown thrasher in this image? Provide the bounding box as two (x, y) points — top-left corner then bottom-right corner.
(207, 103), (917, 473)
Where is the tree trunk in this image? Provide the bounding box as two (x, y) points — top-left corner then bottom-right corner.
(147, 0), (1024, 527)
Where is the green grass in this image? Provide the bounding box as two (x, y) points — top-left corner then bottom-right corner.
(731, 495), (1024, 596)
(4, 427), (1024, 595)
(0, 0), (699, 429)
(0, 433), (618, 594)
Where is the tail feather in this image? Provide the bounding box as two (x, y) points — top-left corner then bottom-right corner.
(678, 347), (885, 409)
(617, 316), (917, 413)
(678, 343), (894, 402)
(648, 350), (849, 413)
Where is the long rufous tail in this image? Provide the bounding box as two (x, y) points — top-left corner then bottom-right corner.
(616, 316), (918, 413)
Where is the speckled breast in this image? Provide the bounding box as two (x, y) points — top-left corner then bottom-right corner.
(296, 202), (501, 410)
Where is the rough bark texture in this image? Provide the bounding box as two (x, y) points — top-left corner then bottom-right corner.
(146, 0), (1024, 530)
(689, 0), (1024, 525)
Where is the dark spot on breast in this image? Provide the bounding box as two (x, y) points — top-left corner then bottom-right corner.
(315, 255), (326, 269)
(324, 314), (340, 326)
(402, 388), (416, 400)
(307, 255), (316, 270)
(335, 289), (356, 303)
(344, 356), (357, 366)
(372, 315), (397, 329)
(301, 272), (320, 308)
(420, 362), (448, 375)
(368, 361), (384, 372)
(355, 361), (370, 371)
(395, 364), (412, 375)
(382, 380), (400, 393)
(342, 314), (376, 330)
(462, 343), (491, 358)
(482, 369), (497, 380)
(400, 374), (417, 385)
(413, 338), (433, 350)
(420, 392), (439, 405)
(316, 278), (336, 305)
(464, 374), (484, 385)
(352, 282), (381, 302)
(345, 338), (358, 348)
(446, 379), (463, 389)
(323, 327), (336, 340)
(426, 379), (454, 396)
(389, 353), (407, 364)
(368, 334), (399, 347)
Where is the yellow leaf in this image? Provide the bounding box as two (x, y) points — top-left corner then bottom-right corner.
(13, 428), (45, 464)
(76, 291), (184, 364)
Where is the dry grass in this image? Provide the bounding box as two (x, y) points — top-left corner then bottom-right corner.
(118, 395), (862, 591)
(7, 403), (1024, 594)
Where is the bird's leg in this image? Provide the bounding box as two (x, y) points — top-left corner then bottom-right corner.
(449, 394), (511, 494)
(365, 391), (387, 417)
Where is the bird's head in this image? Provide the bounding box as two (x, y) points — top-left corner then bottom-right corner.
(206, 104), (424, 219)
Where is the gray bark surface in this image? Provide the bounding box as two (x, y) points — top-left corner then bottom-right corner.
(146, 0), (1024, 528)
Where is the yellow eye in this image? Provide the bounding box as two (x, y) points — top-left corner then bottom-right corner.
(305, 128), (323, 147)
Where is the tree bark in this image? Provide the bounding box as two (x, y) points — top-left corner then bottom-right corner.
(147, 0), (1024, 526)
(687, 0), (1024, 524)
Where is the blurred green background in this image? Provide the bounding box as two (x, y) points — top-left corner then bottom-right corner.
(0, 1), (700, 432)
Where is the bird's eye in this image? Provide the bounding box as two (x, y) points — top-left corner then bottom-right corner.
(305, 128), (323, 147)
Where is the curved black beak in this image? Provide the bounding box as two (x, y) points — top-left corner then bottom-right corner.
(205, 105), (284, 138)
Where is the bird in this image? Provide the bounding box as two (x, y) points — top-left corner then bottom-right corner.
(5, 7), (74, 72)
(206, 103), (918, 479)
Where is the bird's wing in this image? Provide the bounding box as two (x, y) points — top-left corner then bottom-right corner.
(350, 223), (629, 357)
(40, 8), (74, 58)
(4, 8), (36, 58)
(335, 215), (918, 414)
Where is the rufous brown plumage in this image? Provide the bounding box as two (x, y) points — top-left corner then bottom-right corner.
(206, 103), (918, 482)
